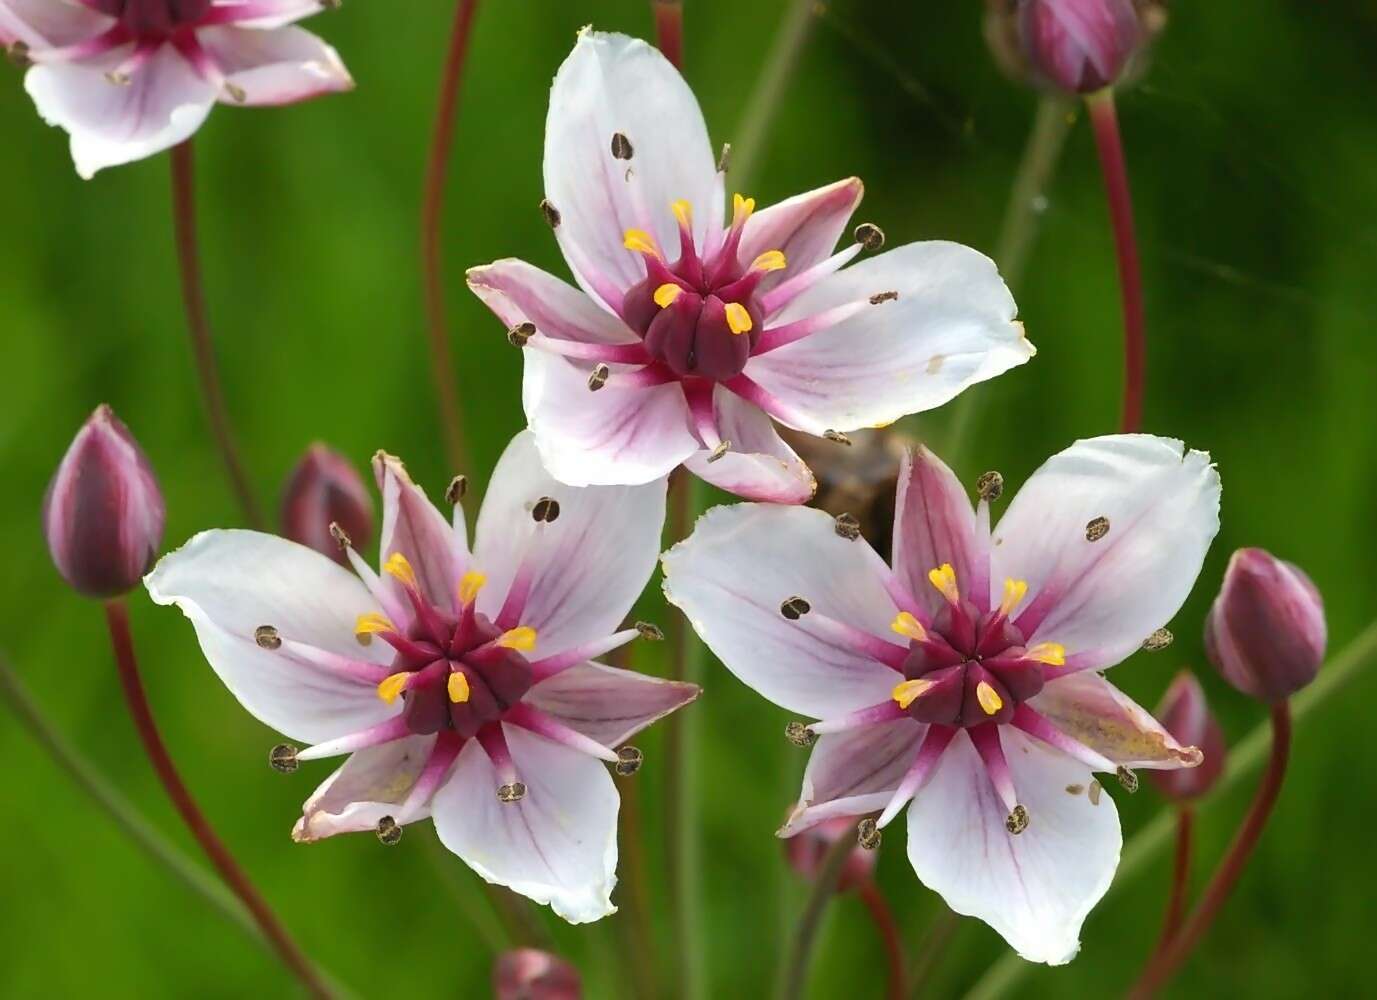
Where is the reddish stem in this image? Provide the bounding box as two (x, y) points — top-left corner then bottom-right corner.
(653, 0), (684, 70)
(1129, 702), (1292, 997)
(1150, 807), (1194, 960)
(103, 600), (332, 999)
(170, 141), (263, 528)
(858, 880), (907, 1000)
(420, 0), (481, 475)
(1086, 91), (1145, 434)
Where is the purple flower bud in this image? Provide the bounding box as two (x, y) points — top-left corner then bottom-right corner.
(783, 816), (876, 892)
(1205, 548), (1327, 703)
(493, 949), (582, 1000)
(44, 405), (165, 599)
(279, 444), (374, 565)
(1147, 672), (1225, 802)
(1017, 0), (1142, 94)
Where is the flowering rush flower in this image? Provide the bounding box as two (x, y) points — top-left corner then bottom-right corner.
(664, 434), (1220, 962)
(1, 1), (352, 179)
(146, 431), (697, 922)
(468, 29), (1034, 503)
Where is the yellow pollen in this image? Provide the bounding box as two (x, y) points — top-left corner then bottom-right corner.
(654, 282), (684, 308)
(732, 192), (756, 222)
(927, 564), (959, 604)
(448, 672), (471, 704)
(376, 672), (410, 705)
(1026, 642), (1066, 666)
(497, 626), (537, 652)
(458, 571), (486, 606)
(890, 611), (927, 642)
(383, 552), (417, 589)
(976, 681), (1004, 715)
(724, 302), (753, 335)
(751, 249), (787, 273)
(623, 228), (658, 256)
(892, 679), (932, 710)
(999, 578), (1029, 617)
(671, 199), (693, 228)
(355, 613), (394, 639)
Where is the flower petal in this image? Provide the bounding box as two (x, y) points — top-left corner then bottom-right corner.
(544, 30), (718, 300)
(0, 0), (109, 47)
(662, 503), (899, 718)
(906, 728), (1121, 965)
(525, 661), (698, 748)
(432, 727), (619, 923)
(467, 259), (640, 345)
(683, 386), (815, 503)
(374, 451), (468, 615)
(207, 0), (330, 29)
(291, 735), (436, 843)
(780, 717), (924, 836)
(26, 45), (217, 179)
(738, 177), (865, 294)
(891, 446), (982, 617)
(197, 25), (352, 106)
(472, 431), (666, 654)
(144, 529), (394, 744)
(744, 242), (1032, 433)
(992, 435), (1221, 669)
(1030, 673), (1202, 770)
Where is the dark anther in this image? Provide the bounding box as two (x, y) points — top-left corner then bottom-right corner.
(445, 475), (469, 505)
(823, 430), (852, 446)
(717, 143), (732, 173)
(857, 818), (882, 850)
(532, 496), (561, 523)
(7, 41), (32, 68)
(635, 621), (664, 641)
(329, 521), (352, 549)
(1143, 627), (1174, 651)
(1085, 516), (1110, 542)
(498, 782), (527, 803)
(834, 512), (861, 541)
(507, 322), (535, 347)
(1116, 766), (1139, 793)
(254, 625), (282, 650)
(976, 471), (1005, 502)
(540, 198), (562, 228)
(610, 132), (634, 160)
(869, 291), (899, 305)
(785, 721), (817, 747)
(854, 223), (885, 251)
(1005, 804), (1030, 835)
(614, 746), (644, 776)
(1088, 779), (1103, 805)
(376, 816), (403, 845)
(780, 596), (811, 620)
(588, 364), (610, 391)
(268, 744), (299, 774)
(320, 0), (342, 9)
(707, 440), (731, 463)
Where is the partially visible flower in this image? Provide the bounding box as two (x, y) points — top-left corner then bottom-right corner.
(1, 0), (353, 178)
(45, 404), (165, 598)
(468, 30), (1034, 504)
(783, 426), (912, 557)
(494, 949), (582, 1000)
(664, 434), (1221, 963)
(147, 431), (697, 923)
(783, 815), (875, 893)
(1015, 0), (1143, 94)
(1205, 548), (1326, 703)
(279, 443), (374, 566)
(1147, 671), (1225, 802)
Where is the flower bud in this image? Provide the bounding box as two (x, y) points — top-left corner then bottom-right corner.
(279, 444), (374, 565)
(1016, 0), (1142, 94)
(1147, 672), (1225, 802)
(44, 405), (165, 599)
(493, 949), (582, 1000)
(783, 816), (876, 892)
(1205, 548), (1326, 703)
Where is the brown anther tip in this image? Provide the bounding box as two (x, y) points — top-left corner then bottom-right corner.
(328, 521), (353, 549)
(498, 782), (527, 803)
(105, 71), (131, 86)
(780, 596), (811, 620)
(254, 625), (282, 650)
(976, 470), (1005, 502)
(614, 746), (644, 776)
(539, 198), (561, 228)
(7, 42), (32, 68)
(268, 744), (299, 773)
(1005, 804), (1030, 835)
(375, 816), (403, 845)
(321, 0), (342, 9)
(857, 818), (882, 850)
(785, 721), (817, 747)
(588, 364), (610, 391)
(854, 223), (885, 251)
(1116, 766), (1139, 793)
(869, 290), (899, 305)
(635, 621), (664, 641)
(706, 440), (731, 463)
(225, 82), (247, 104)
(507, 322), (535, 347)
(610, 132), (634, 160)
(823, 430), (852, 446)
(1143, 627), (1174, 651)
(1088, 779), (1103, 805)
(1085, 516), (1110, 542)
(445, 475), (468, 505)
(531, 496), (561, 523)
(717, 143), (732, 174)
(833, 512), (861, 540)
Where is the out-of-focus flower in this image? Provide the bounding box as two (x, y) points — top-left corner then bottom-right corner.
(468, 29), (1034, 504)
(0, 0), (353, 178)
(1147, 671), (1225, 802)
(45, 404), (165, 599)
(147, 431), (696, 924)
(1205, 548), (1326, 703)
(493, 949), (582, 1000)
(664, 434), (1220, 964)
(280, 443), (374, 566)
(783, 426), (912, 558)
(1010, 0), (1145, 94)
(783, 815), (875, 893)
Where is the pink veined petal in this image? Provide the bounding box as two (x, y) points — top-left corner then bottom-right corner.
(543, 30), (718, 302)
(738, 177), (865, 296)
(742, 241), (1033, 434)
(521, 350), (698, 487)
(25, 43), (217, 179)
(471, 431), (666, 654)
(683, 385), (815, 503)
(0, 0), (111, 48)
(524, 661), (699, 749)
(373, 451), (468, 617)
(993, 434), (1221, 671)
(1028, 672), (1204, 771)
(201, 0), (330, 29)
(891, 445), (985, 618)
(195, 24), (352, 106)
(662, 503), (902, 719)
(291, 734), (437, 843)
(467, 259), (641, 347)
(144, 529), (395, 744)
(905, 728), (1121, 965)
(431, 726), (620, 924)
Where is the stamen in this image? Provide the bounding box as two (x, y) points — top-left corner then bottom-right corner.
(507, 322), (535, 347)
(496, 626), (537, 652)
(623, 229), (659, 257)
(976, 681), (1004, 716)
(779, 596), (811, 620)
(1025, 642), (1066, 666)
(1143, 628), (1174, 651)
(1011, 705), (1116, 772)
(539, 198), (561, 228)
(268, 744), (299, 774)
(1085, 516), (1110, 542)
(1005, 804), (1030, 835)
(750, 250), (788, 273)
(376, 672), (412, 705)
(724, 302), (753, 335)
(753, 298), (873, 354)
(355, 612), (395, 640)
(706, 441), (731, 463)
(856, 818), (882, 850)
(1116, 766), (1140, 793)
(507, 704), (618, 762)
(998, 578), (1029, 618)
(345, 547), (409, 628)
(498, 783), (527, 803)
(614, 746), (644, 776)
(384, 552), (418, 589)
(875, 725), (957, 828)
(833, 513), (861, 541)
(927, 564), (960, 604)
(969, 724), (1019, 814)
(823, 430), (852, 446)
(393, 732), (465, 823)
(785, 721), (817, 747)
(254, 625), (282, 650)
(758, 243), (864, 315)
(809, 700), (907, 734)
(854, 223), (885, 251)
(375, 816), (403, 846)
(458, 571), (486, 606)
(296, 715), (412, 761)
(448, 672), (470, 704)
(273, 636), (391, 686)
(789, 609), (907, 670)
(732, 192), (756, 223)
(610, 132), (634, 159)
(672, 199), (693, 228)
(891, 611), (927, 642)
(654, 282), (683, 307)
(976, 470), (1005, 502)
(529, 627), (642, 681)
(636, 621), (664, 640)
(531, 497), (561, 523)
(588, 364), (610, 391)
(445, 475), (469, 504)
(892, 679), (932, 710)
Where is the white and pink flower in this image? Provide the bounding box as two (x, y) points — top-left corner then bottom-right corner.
(663, 434), (1220, 962)
(468, 30), (1034, 504)
(146, 431), (697, 923)
(1, 0), (352, 178)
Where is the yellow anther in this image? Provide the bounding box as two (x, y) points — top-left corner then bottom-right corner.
(383, 552), (417, 589)
(890, 611), (927, 642)
(671, 199), (693, 228)
(976, 681), (1004, 715)
(355, 613), (394, 638)
(750, 249), (787, 273)
(999, 578), (1029, 617)
(1026, 642), (1066, 667)
(448, 672), (471, 704)
(376, 672), (411, 705)
(724, 302), (753, 335)
(623, 228), (658, 256)
(732, 192), (756, 222)
(892, 678), (932, 710)
(654, 282), (684, 308)
(927, 564), (959, 604)
(496, 626), (537, 652)
(458, 570), (487, 606)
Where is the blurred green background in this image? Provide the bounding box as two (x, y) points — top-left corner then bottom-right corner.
(3, 0), (1374, 996)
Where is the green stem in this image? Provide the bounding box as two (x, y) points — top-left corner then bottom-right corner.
(420, 827), (509, 953)
(908, 908), (961, 998)
(776, 823), (857, 1000)
(730, 0), (819, 190)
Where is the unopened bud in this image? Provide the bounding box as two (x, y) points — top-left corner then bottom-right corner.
(783, 816), (876, 892)
(44, 405), (165, 599)
(1017, 0), (1142, 94)
(1205, 547), (1326, 703)
(1147, 671), (1225, 802)
(493, 949), (582, 1000)
(280, 444), (374, 567)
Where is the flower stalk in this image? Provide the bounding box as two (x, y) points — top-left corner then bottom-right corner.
(653, 0), (684, 70)
(1151, 807), (1194, 960)
(857, 880), (906, 1000)
(776, 821), (857, 1000)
